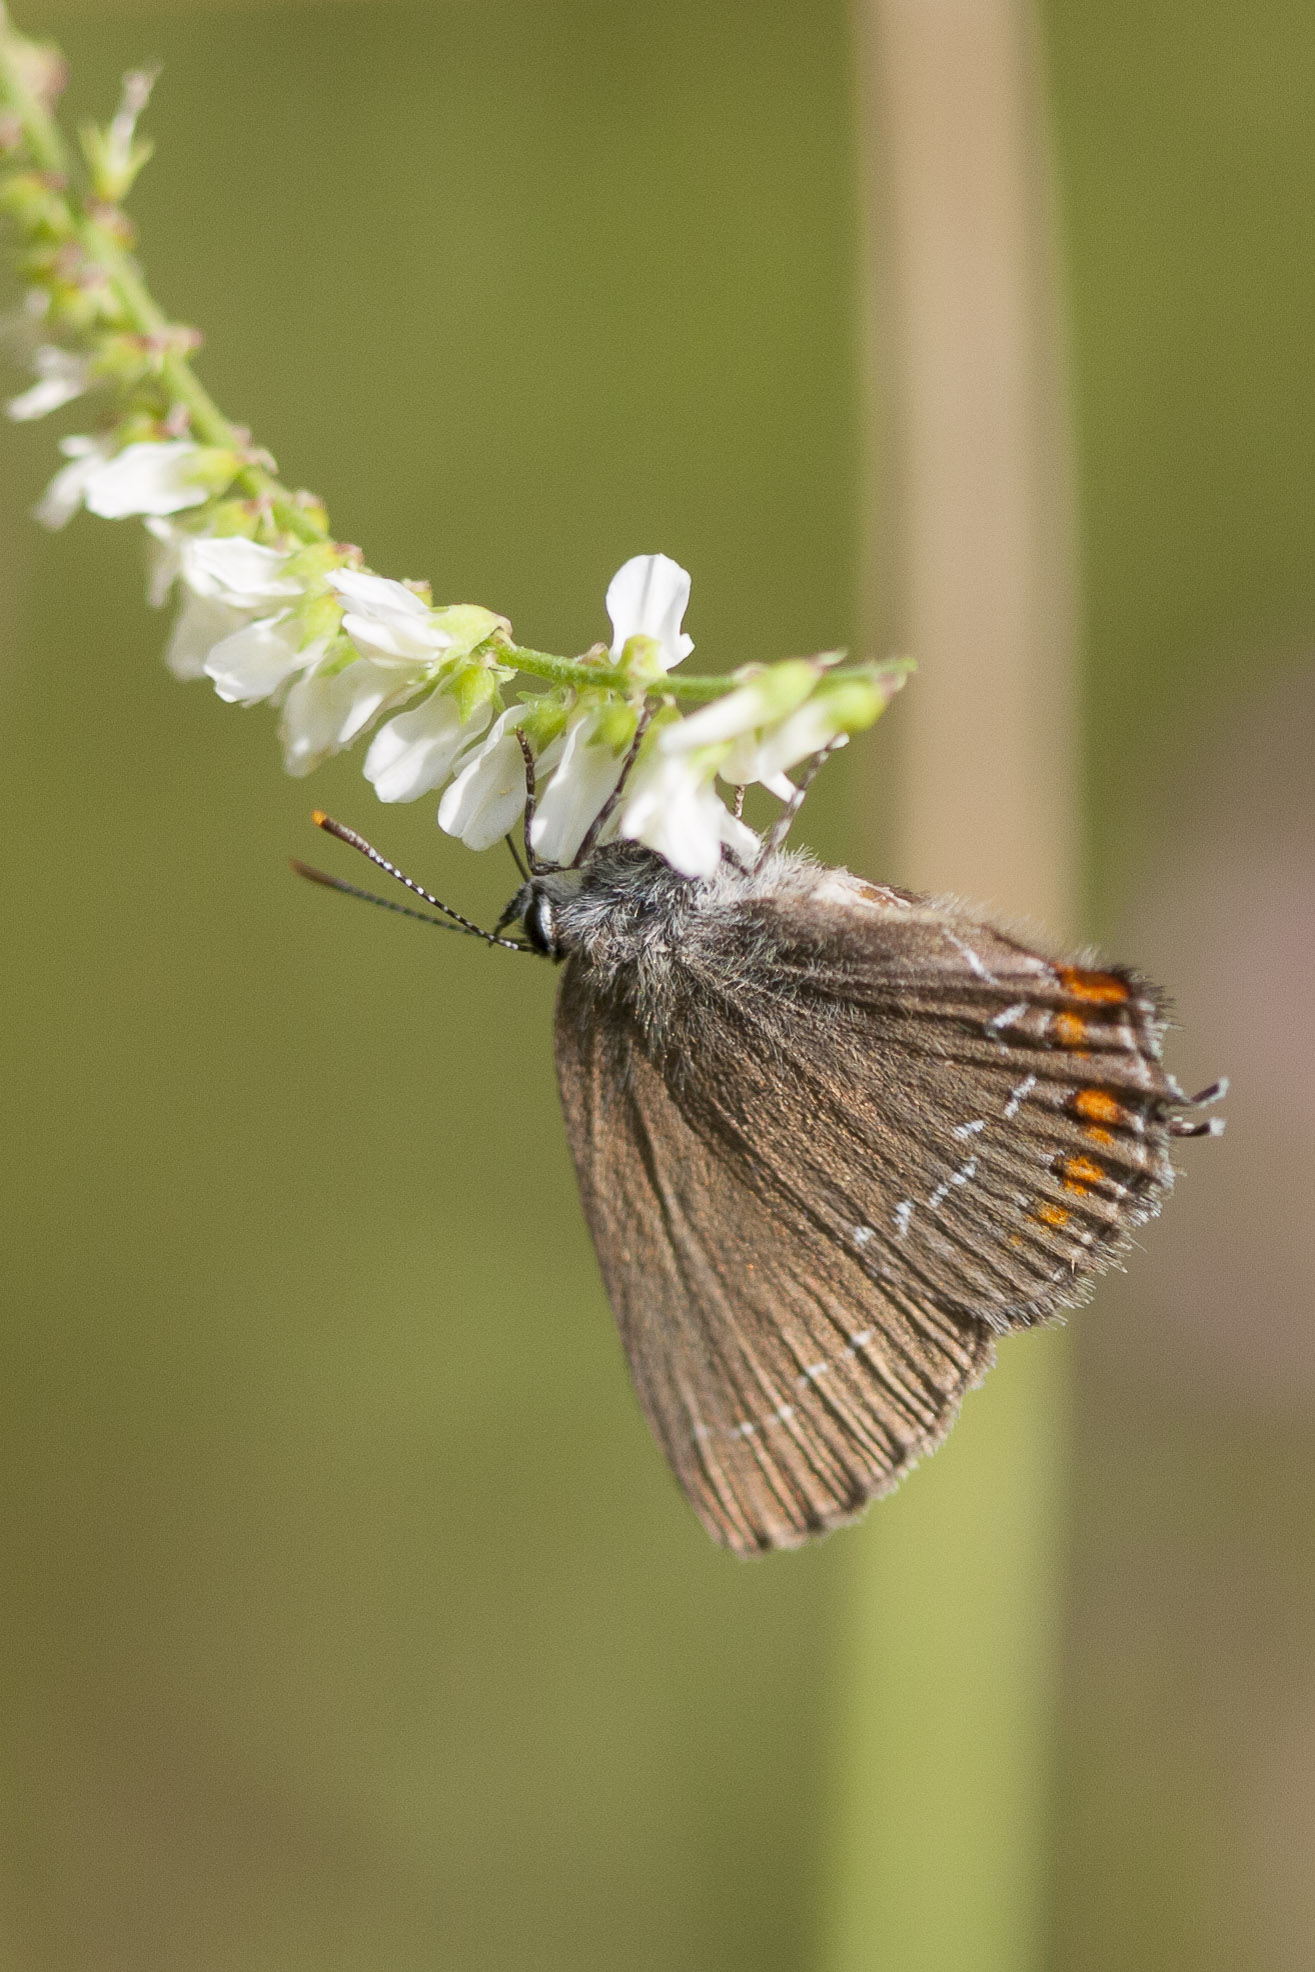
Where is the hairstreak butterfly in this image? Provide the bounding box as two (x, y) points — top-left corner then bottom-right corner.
(296, 783), (1224, 1555)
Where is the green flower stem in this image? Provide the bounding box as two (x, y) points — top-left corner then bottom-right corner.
(0, 5), (62, 175)
(1, 5), (907, 708)
(0, 12), (298, 517)
(502, 645), (913, 703)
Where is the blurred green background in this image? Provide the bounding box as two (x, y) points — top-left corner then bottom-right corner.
(1, 3), (1312, 1968)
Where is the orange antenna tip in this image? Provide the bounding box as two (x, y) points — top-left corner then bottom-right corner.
(311, 809), (329, 827)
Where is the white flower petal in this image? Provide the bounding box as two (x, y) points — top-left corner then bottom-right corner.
(181, 535), (302, 608)
(616, 753), (729, 878)
(364, 688), (492, 803)
(165, 592), (252, 681)
(144, 517), (185, 607)
(721, 701), (851, 789)
(437, 735), (528, 851)
(436, 707), (539, 853)
(721, 688), (865, 791)
(660, 680), (776, 753)
(327, 569), (430, 616)
(83, 440), (210, 519)
(328, 568), (452, 662)
(530, 710), (629, 865)
(606, 553), (694, 669)
(33, 435), (112, 530)
(7, 347), (92, 422)
(205, 615), (308, 705)
(279, 656), (400, 778)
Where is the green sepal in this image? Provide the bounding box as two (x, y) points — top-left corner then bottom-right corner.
(197, 498), (260, 539)
(282, 540), (349, 588)
(450, 661), (498, 725)
(90, 332), (155, 386)
(588, 695), (640, 755)
(815, 664), (912, 734)
(114, 409), (164, 445)
(617, 632), (665, 685)
(513, 686), (572, 752)
(727, 656), (821, 721)
(42, 275), (115, 333)
(79, 121), (153, 205)
(0, 168), (71, 237)
(292, 588), (344, 648)
(271, 492), (330, 543)
(184, 445), (242, 496)
(431, 603), (506, 660)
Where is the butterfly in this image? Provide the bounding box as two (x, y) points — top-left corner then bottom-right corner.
(296, 806), (1225, 1556)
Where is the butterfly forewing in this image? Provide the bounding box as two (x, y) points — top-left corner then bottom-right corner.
(555, 973), (996, 1553)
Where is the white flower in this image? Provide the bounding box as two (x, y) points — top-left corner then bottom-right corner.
(616, 750), (759, 879)
(6, 346), (93, 422)
(33, 435), (113, 529)
(205, 616), (318, 705)
(530, 705), (633, 865)
(364, 686), (493, 803)
(165, 593), (253, 681)
(0, 289), (50, 352)
(280, 654), (402, 778)
(659, 678), (782, 751)
(146, 523), (306, 679)
(657, 663), (891, 800)
(82, 440), (212, 519)
(144, 516), (185, 607)
(438, 706), (555, 854)
(606, 553), (694, 669)
(328, 568), (453, 663)
(179, 534), (302, 609)
(720, 697), (850, 797)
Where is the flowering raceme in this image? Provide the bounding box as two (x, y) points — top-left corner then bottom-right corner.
(0, 14), (911, 879)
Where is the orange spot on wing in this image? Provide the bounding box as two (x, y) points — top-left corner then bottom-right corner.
(1073, 1088), (1125, 1126)
(1054, 1012), (1088, 1048)
(1036, 1203), (1070, 1229)
(1064, 1155), (1105, 1187)
(1084, 1125), (1115, 1147)
(1058, 965), (1130, 1004)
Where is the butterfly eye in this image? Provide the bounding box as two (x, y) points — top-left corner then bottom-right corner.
(524, 891), (558, 957)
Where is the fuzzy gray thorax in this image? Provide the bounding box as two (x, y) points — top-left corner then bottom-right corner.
(512, 847), (736, 970)
(511, 843), (899, 1003)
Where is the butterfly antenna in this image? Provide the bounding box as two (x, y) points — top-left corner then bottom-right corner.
(291, 860), (527, 947)
(306, 813), (529, 951)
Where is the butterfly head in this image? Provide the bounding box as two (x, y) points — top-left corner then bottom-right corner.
(503, 869), (588, 960)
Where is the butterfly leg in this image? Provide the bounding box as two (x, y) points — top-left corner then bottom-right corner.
(514, 728), (558, 875)
(571, 704), (654, 869)
(754, 739), (845, 868)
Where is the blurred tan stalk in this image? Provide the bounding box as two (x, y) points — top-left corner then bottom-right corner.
(823, 2), (1076, 1967)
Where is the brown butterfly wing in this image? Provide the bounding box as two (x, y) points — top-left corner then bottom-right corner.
(741, 873), (1191, 1323)
(554, 861), (1210, 1554)
(554, 970), (995, 1555)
